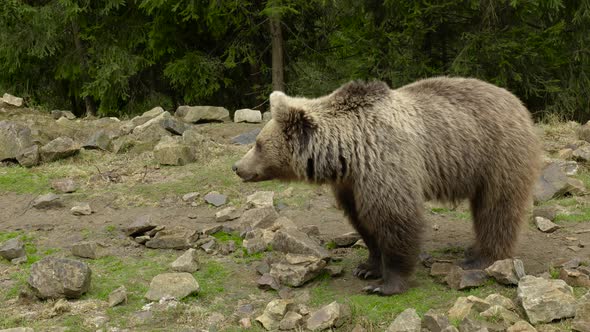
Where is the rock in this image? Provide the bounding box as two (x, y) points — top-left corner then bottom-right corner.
(247, 191), (275, 209)
(124, 215), (157, 236)
(558, 148), (574, 160)
(71, 202), (92, 216)
(485, 294), (517, 311)
(32, 193), (63, 209)
(243, 237), (267, 255)
(256, 261), (271, 275)
(574, 146), (590, 161)
(16, 145), (40, 167)
(507, 321), (537, 332)
(200, 239), (216, 254)
(535, 217), (560, 233)
(204, 191), (227, 207)
(466, 295), (492, 312)
(280, 311), (304, 330)
(51, 110), (76, 120)
(532, 206), (558, 221)
(458, 317), (503, 332)
(534, 162), (574, 202)
(160, 117), (187, 135)
(2, 93), (23, 106)
(28, 257), (91, 299)
(0, 238), (26, 261)
(272, 229), (330, 260)
(40, 137), (80, 162)
(332, 232), (361, 247)
(201, 225), (223, 235)
(170, 248), (199, 273)
(386, 308), (421, 332)
(561, 160), (579, 175)
(485, 259), (526, 285)
(234, 109), (262, 123)
(257, 273), (280, 290)
(568, 177), (586, 195)
(444, 266), (488, 290)
(0, 328), (35, 332)
(270, 255), (327, 287)
(306, 301), (350, 331)
(559, 268), (590, 287)
(71, 241), (105, 259)
(352, 239), (367, 249)
(84, 130), (112, 150)
(422, 309), (450, 332)
(181, 192), (200, 202)
(262, 112), (272, 121)
(578, 122), (590, 142)
(239, 207), (279, 229)
(176, 105), (229, 123)
(153, 137), (195, 166)
(256, 299), (293, 330)
(219, 240), (236, 255)
(323, 265), (344, 277)
(517, 275), (577, 324)
(144, 273), (199, 301)
(108, 286), (127, 307)
(51, 179), (78, 193)
(448, 297), (473, 321)
(440, 327), (459, 332)
(239, 317), (252, 329)
(145, 227), (198, 250)
(0, 120), (33, 161)
(215, 206), (241, 222)
(231, 128), (261, 145)
(573, 299), (590, 332)
(480, 305), (521, 326)
(300, 225), (320, 236)
(430, 262), (455, 277)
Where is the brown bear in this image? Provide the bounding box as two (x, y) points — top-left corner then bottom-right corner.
(232, 76), (541, 295)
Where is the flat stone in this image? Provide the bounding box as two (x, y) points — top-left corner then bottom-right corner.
(332, 232), (361, 247)
(532, 206), (559, 221)
(279, 311), (303, 330)
(448, 297), (473, 321)
(16, 145), (40, 167)
(306, 301), (350, 331)
(71, 202), (92, 216)
(430, 262), (455, 277)
(533, 162), (574, 203)
(243, 237), (267, 255)
(71, 241), (105, 259)
(239, 206), (279, 229)
(507, 321), (537, 332)
(181, 192), (200, 202)
(466, 295), (491, 312)
(200, 239), (217, 254)
(352, 239), (367, 249)
(108, 286), (127, 307)
(559, 268), (590, 287)
(0, 238), (25, 260)
(270, 257), (327, 287)
(123, 215), (157, 236)
(256, 299), (293, 330)
(485, 294), (517, 311)
(145, 227), (198, 249)
(480, 305), (521, 326)
(215, 206), (241, 222)
(204, 191), (227, 207)
(28, 257), (91, 299)
(0, 120), (32, 162)
(84, 130), (112, 150)
(558, 148), (574, 160)
(257, 273), (280, 290)
(176, 105), (229, 123)
(517, 275), (577, 324)
(153, 137), (195, 166)
(170, 248), (199, 273)
(144, 273), (199, 301)
(231, 128), (261, 145)
(386, 308), (421, 332)
(485, 259), (526, 285)
(40, 137), (80, 162)
(32, 193), (63, 209)
(444, 266), (488, 290)
(323, 265), (344, 277)
(535, 217), (560, 233)
(51, 179), (78, 193)
(234, 109), (262, 123)
(247, 191), (275, 209)
(2, 93), (23, 107)
(574, 146), (590, 161)
(573, 299), (590, 332)
(272, 229), (329, 260)
(160, 117), (187, 135)
(422, 309), (450, 332)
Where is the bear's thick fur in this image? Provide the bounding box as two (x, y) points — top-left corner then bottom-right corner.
(233, 77), (542, 295)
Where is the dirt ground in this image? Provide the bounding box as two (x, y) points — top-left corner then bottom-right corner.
(0, 120), (589, 331)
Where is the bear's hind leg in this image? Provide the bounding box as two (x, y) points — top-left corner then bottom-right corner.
(463, 188), (527, 269)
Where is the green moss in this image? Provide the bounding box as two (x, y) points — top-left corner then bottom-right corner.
(555, 207), (590, 223)
(212, 231), (243, 246)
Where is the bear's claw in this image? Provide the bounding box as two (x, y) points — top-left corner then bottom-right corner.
(353, 263), (381, 279)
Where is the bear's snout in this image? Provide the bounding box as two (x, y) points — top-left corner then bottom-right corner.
(231, 164), (238, 173)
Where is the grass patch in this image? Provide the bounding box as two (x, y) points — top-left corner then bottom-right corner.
(555, 206), (590, 223)
(212, 231), (243, 246)
(430, 207), (471, 221)
(0, 166), (53, 194)
(192, 260), (230, 301)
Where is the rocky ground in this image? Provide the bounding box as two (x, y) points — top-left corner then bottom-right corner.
(0, 96), (589, 332)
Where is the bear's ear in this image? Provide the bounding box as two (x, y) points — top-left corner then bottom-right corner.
(270, 91), (316, 137)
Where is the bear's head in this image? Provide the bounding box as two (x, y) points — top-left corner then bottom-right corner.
(232, 91), (317, 182)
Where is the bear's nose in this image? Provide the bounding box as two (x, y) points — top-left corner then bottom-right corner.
(232, 164), (238, 173)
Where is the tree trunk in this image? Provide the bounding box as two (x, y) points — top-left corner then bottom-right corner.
(71, 21), (96, 117)
(269, 15), (285, 92)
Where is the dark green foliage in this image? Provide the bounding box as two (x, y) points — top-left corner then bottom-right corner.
(0, 0), (588, 120)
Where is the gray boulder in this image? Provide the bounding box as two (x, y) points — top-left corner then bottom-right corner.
(271, 229), (330, 260)
(16, 145), (40, 167)
(144, 272), (199, 301)
(386, 308), (421, 332)
(176, 105), (229, 123)
(0, 238), (26, 261)
(32, 193), (63, 209)
(28, 257), (91, 299)
(2, 93), (23, 107)
(123, 215), (157, 236)
(0, 121), (33, 161)
(170, 248), (200, 273)
(153, 137), (195, 166)
(517, 275), (577, 324)
(533, 162), (574, 202)
(306, 301), (350, 331)
(40, 137), (80, 162)
(234, 109), (262, 123)
(51, 178), (78, 193)
(485, 259), (526, 285)
(269, 254), (327, 287)
(231, 128), (261, 145)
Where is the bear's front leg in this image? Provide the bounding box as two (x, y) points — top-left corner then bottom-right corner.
(362, 204), (424, 296)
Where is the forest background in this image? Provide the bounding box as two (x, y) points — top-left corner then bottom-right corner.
(1, 0), (589, 121)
